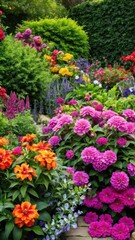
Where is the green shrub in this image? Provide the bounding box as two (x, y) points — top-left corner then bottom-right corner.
(69, 0), (135, 63)
(0, 113), (9, 136)
(17, 18), (89, 59)
(0, 35), (52, 103)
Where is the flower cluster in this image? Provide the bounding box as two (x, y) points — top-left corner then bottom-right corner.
(121, 49), (135, 77)
(15, 28), (47, 52)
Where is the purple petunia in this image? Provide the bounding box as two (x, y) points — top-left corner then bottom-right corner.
(73, 171), (89, 186)
(111, 223), (130, 240)
(118, 216), (134, 232)
(73, 118), (91, 136)
(65, 150), (74, 159)
(48, 136), (61, 146)
(83, 211), (98, 224)
(110, 171), (129, 191)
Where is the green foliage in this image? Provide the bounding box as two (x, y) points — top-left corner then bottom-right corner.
(69, 0), (135, 63)
(0, 35), (52, 103)
(18, 18), (89, 58)
(8, 111), (37, 136)
(0, 113), (9, 136)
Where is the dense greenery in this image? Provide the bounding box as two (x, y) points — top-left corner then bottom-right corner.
(18, 18), (89, 58)
(0, 35), (52, 103)
(69, 0), (135, 63)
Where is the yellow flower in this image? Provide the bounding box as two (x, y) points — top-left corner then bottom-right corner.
(62, 53), (73, 62)
(59, 67), (73, 77)
(50, 66), (59, 73)
(82, 74), (91, 83)
(44, 54), (51, 61)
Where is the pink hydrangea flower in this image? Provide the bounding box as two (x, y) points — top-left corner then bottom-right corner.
(73, 118), (91, 136)
(118, 216), (134, 231)
(65, 150), (74, 159)
(73, 171), (89, 186)
(81, 146), (99, 164)
(116, 137), (127, 146)
(127, 163), (135, 176)
(99, 214), (113, 224)
(99, 186), (116, 204)
(96, 137), (108, 145)
(110, 171), (129, 191)
(83, 211), (98, 224)
(109, 199), (124, 213)
(48, 136), (61, 146)
(111, 223), (130, 240)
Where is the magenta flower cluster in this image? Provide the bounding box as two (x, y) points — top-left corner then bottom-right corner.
(108, 115), (135, 134)
(73, 118), (91, 136)
(48, 114), (73, 132)
(81, 146), (117, 172)
(73, 171), (89, 186)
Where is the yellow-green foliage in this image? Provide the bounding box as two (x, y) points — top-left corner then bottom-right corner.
(18, 18), (89, 59)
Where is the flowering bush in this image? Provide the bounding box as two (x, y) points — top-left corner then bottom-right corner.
(42, 99), (135, 239)
(121, 49), (135, 77)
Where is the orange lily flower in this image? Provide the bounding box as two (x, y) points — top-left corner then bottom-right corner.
(0, 148), (13, 170)
(14, 163), (37, 181)
(21, 134), (36, 146)
(0, 137), (9, 146)
(30, 141), (51, 152)
(35, 150), (57, 170)
(12, 201), (39, 228)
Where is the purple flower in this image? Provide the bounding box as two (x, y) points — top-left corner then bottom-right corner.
(122, 188), (135, 207)
(65, 150), (74, 159)
(53, 114), (73, 131)
(25, 28), (32, 36)
(116, 137), (127, 146)
(67, 99), (78, 105)
(99, 186), (116, 204)
(96, 137), (108, 145)
(92, 153), (109, 172)
(118, 216), (134, 232)
(80, 106), (97, 118)
(42, 126), (51, 134)
(110, 172), (129, 191)
(109, 199), (124, 213)
(102, 110), (118, 120)
(108, 116), (128, 132)
(73, 118), (91, 136)
(99, 214), (113, 224)
(99, 221), (112, 237)
(81, 146), (99, 164)
(122, 109), (135, 122)
(56, 97), (66, 105)
(126, 122), (135, 134)
(73, 171), (89, 186)
(112, 223), (130, 240)
(42, 43), (47, 48)
(83, 194), (103, 209)
(104, 150), (117, 165)
(88, 221), (103, 238)
(127, 163), (135, 176)
(95, 104), (104, 111)
(83, 211), (98, 224)
(66, 167), (75, 175)
(70, 110), (79, 117)
(12, 146), (22, 156)
(48, 136), (61, 146)
(15, 32), (23, 39)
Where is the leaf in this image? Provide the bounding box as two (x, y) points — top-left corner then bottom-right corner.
(38, 211), (51, 222)
(0, 216), (7, 222)
(31, 226), (44, 236)
(20, 185), (27, 198)
(28, 189), (39, 198)
(36, 202), (49, 211)
(5, 220), (14, 239)
(12, 225), (22, 240)
(4, 202), (14, 209)
(9, 182), (19, 188)
(12, 190), (20, 201)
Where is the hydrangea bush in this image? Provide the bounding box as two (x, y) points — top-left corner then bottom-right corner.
(42, 99), (135, 239)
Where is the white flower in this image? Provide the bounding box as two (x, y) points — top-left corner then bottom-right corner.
(93, 80), (99, 85)
(75, 75), (79, 80)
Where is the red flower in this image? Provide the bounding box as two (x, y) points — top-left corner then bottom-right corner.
(0, 29), (5, 41)
(0, 87), (7, 98)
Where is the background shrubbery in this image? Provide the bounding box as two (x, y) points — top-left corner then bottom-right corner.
(0, 35), (52, 103)
(69, 0), (135, 63)
(18, 18), (89, 58)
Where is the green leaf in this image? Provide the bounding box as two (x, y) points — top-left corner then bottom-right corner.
(28, 189), (39, 198)
(36, 202), (49, 211)
(5, 220), (14, 239)
(9, 182), (20, 188)
(12, 190), (20, 201)
(0, 216), (7, 222)
(20, 185), (28, 198)
(12, 225), (22, 240)
(38, 211), (51, 222)
(31, 226), (44, 236)
(4, 202), (14, 209)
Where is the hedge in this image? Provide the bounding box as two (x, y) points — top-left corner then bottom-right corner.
(17, 18), (89, 59)
(69, 0), (135, 63)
